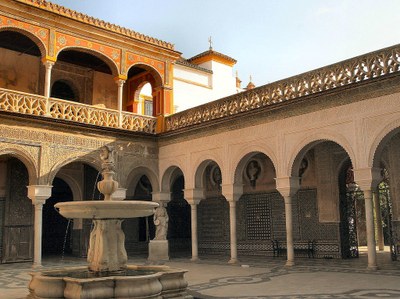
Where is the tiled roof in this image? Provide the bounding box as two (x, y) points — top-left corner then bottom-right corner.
(187, 49), (237, 64)
(16, 0), (174, 50)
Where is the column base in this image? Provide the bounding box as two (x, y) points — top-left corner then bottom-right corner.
(285, 260), (295, 267)
(32, 263), (43, 269)
(148, 240), (169, 261)
(228, 258), (239, 264)
(367, 265), (378, 271)
(190, 256), (199, 262)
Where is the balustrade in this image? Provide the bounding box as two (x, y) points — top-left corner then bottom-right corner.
(0, 88), (156, 134)
(165, 44), (400, 131)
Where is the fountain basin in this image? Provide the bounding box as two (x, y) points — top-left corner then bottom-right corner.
(55, 201), (159, 219)
(28, 265), (192, 299)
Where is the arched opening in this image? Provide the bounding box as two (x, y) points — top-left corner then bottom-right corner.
(0, 156), (33, 263)
(42, 177), (73, 257)
(124, 175), (155, 257)
(51, 80), (78, 102)
(234, 152), (279, 257)
(51, 162), (102, 258)
(291, 140), (353, 259)
(0, 30), (41, 94)
(167, 174), (191, 258)
(126, 65), (162, 116)
(54, 49), (116, 107)
(197, 161), (229, 257)
(372, 128), (400, 261)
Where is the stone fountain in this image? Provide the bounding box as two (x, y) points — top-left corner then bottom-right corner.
(28, 146), (192, 299)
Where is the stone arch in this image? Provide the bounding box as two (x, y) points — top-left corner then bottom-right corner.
(230, 143), (278, 185)
(0, 146), (38, 185)
(126, 63), (163, 87)
(55, 46), (119, 77)
(287, 132), (356, 178)
(233, 151), (277, 189)
(194, 159), (223, 189)
(52, 172), (83, 202)
(0, 27), (47, 58)
(369, 119), (400, 168)
(161, 165), (184, 193)
(50, 79), (80, 101)
(126, 166), (160, 195)
(47, 155), (101, 185)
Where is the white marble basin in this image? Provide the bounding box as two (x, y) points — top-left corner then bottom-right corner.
(54, 201), (159, 219)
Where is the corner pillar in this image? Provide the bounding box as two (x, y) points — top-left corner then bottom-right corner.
(222, 184), (243, 264)
(184, 188), (204, 261)
(276, 176), (300, 267)
(27, 185), (52, 268)
(354, 167), (381, 270)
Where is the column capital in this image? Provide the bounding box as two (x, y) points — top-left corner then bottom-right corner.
(27, 185), (52, 205)
(41, 56), (56, 65)
(111, 188), (127, 201)
(275, 176), (300, 197)
(115, 74), (128, 82)
(221, 184), (243, 202)
(353, 167), (382, 191)
(152, 192), (171, 205)
(184, 188), (204, 204)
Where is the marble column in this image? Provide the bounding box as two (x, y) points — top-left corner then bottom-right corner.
(184, 188), (203, 262)
(115, 78), (125, 128)
(27, 185), (52, 268)
(364, 189), (378, 270)
(222, 184), (243, 264)
(353, 167), (381, 270)
(276, 176), (300, 267)
(43, 60), (54, 98)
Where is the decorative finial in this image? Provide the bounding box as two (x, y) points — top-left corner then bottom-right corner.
(208, 36), (213, 50)
(250, 75), (253, 82)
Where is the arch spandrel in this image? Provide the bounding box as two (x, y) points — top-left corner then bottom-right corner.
(0, 146), (39, 185)
(285, 131), (356, 178)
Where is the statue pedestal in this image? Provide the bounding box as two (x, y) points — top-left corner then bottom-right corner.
(148, 240), (169, 261)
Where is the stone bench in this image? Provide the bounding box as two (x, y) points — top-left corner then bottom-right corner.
(272, 240), (316, 258)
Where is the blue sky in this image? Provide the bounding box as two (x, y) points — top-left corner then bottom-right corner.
(50, 0), (400, 87)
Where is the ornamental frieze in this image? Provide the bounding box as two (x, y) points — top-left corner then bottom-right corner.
(125, 52), (165, 79)
(0, 124), (110, 150)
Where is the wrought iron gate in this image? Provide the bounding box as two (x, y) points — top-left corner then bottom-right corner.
(339, 183), (359, 259)
(378, 177), (397, 261)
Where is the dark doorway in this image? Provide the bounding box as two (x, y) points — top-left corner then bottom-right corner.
(42, 177), (73, 256)
(168, 175), (191, 257)
(51, 80), (77, 102)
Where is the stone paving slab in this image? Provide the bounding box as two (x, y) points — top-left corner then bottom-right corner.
(1, 252), (400, 299)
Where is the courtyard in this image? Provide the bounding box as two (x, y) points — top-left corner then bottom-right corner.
(2, 248), (400, 299)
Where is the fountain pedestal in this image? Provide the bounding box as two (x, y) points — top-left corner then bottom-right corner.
(87, 219), (127, 273)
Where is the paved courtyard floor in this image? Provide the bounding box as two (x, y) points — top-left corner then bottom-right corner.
(1, 248), (400, 298)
